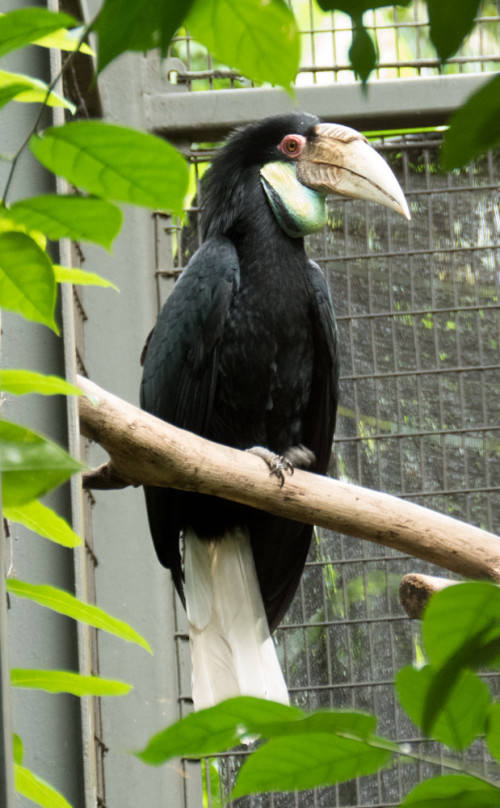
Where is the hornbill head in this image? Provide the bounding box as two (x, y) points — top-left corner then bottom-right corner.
(258, 113), (411, 237)
(202, 112), (410, 239)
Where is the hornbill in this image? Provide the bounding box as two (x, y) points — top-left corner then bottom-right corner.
(140, 113), (410, 709)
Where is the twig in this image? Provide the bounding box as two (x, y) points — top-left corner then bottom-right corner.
(2, 11), (99, 205)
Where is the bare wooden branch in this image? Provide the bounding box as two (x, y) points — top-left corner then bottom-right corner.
(82, 462), (135, 490)
(399, 573), (460, 619)
(77, 374), (500, 583)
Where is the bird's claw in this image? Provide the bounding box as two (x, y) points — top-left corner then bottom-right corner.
(247, 446), (295, 488)
(269, 456), (294, 487)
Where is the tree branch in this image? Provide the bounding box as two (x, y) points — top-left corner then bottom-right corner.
(78, 374), (500, 583)
(399, 573), (460, 619)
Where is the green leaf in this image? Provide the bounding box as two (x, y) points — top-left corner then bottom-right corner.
(4, 500), (82, 548)
(349, 19), (376, 84)
(11, 669), (132, 697)
(54, 265), (118, 290)
(422, 629), (500, 738)
(232, 732), (391, 797)
(0, 231), (58, 332)
(137, 696), (387, 768)
(13, 733), (23, 765)
(137, 696), (302, 764)
(441, 74), (500, 169)
(15, 763), (72, 808)
(401, 774), (500, 807)
(396, 664), (490, 750)
(486, 702), (500, 763)
(257, 710), (380, 740)
(8, 195), (123, 250)
(95, 0), (194, 73)
(422, 582), (500, 669)
(0, 421), (83, 508)
(315, 0), (410, 83)
(0, 69), (75, 112)
(0, 206), (46, 248)
(30, 121), (188, 214)
(0, 8), (76, 58)
(427, 0), (481, 62)
(34, 26), (94, 56)
(6, 579), (152, 654)
(186, 0), (300, 90)
(0, 369), (81, 396)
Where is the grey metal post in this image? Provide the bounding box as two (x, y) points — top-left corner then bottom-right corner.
(0, 496), (16, 808)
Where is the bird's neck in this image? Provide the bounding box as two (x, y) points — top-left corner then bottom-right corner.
(236, 181), (305, 245)
(203, 165), (311, 283)
(231, 196), (310, 294)
(260, 162), (327, 238)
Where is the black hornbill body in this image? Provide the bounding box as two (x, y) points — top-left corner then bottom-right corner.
(140, 113), (409, 708)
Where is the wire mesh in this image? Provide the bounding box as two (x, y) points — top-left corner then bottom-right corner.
(156, 137), (500, 806)
(167, 0), (500, 91)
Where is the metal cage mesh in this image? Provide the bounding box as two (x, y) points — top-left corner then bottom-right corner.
(155, 136), (500, 806)
(167, 0), (500, 91)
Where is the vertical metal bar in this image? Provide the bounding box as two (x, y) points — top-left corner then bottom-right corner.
(308, 0), (316, 84)
(47, 9), (97, 805)
(0, 497), (16, 808)
(61, 275), (98, 808)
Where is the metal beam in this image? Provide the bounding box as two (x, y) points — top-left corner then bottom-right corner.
(143, 72), (492, 142)
(0, 501), (15, 808)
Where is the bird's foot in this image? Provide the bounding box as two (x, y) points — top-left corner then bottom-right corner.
(247, 446), (293, 486)
(247, 444), (315, 487)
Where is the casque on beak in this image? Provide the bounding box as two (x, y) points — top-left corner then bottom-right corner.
(297, 123), (411, 220)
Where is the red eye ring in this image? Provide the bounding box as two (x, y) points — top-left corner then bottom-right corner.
(278, 134), (306, 159)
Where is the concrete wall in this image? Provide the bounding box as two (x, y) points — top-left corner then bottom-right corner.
(2, 2), (194, 805)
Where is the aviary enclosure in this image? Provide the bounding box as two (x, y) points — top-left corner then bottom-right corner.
(151, 3), (500, 805)
(166, 132), (500, 808)
(2, 1), (499, 807)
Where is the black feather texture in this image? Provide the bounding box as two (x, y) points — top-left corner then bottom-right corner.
(140, 112), (339, 631)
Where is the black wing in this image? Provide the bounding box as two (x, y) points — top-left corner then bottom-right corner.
(140, 236), (240, 597)
(251, 261), (339, 630)
(305, 259), (339, 476)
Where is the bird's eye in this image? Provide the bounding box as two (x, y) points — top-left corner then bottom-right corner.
(278, 134), (306, 159)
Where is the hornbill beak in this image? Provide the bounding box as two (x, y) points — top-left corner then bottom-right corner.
(298, 123), (411, 220)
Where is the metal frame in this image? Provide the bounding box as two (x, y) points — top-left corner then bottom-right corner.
(143, 69), (494, 142)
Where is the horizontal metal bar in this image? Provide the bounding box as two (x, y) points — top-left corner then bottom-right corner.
(297, 55), (500, 72)
(335, 423), (500, 443)
(304, 555), (413, 566)
(288, 679), (397, 692)
(335, 304), (500, 323)
(317, 242), (500, 266)
(143, 72), (494, 142)
(289, 672), (499, 693)
(282, 615), (410, 629)
(174, 56), (500, 83)
(341, 363), (500, 381)
(399, 485), (500, 498)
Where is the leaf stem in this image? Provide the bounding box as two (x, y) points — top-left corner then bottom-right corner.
(1, 13), (99, 206)
(364, 734), (500, 790)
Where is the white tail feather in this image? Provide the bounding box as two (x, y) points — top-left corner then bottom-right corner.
(184, 527), (289, 711)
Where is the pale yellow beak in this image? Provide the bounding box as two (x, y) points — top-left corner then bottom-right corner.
(297, 123), (411, 220)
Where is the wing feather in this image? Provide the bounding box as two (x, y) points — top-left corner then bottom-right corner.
(140, 237), (240, 587)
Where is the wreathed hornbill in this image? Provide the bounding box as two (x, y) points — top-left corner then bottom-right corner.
(140, 112), (410, 709)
